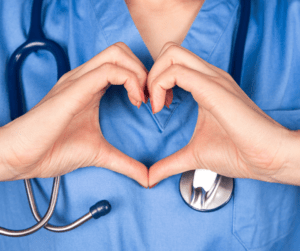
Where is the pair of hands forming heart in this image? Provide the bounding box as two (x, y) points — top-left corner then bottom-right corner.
(0, 42), (293, 187)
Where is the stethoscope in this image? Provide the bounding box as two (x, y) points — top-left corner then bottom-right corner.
(0, 0), (111, 237)
(180, 0), (250, 212)
(0, 0), (250, 237)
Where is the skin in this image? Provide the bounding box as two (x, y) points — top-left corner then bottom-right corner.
(0, 43), (149, 188)
(1, 0), (300, 187)
(147, 42), (300, 187)
(125, 0), (205, 60)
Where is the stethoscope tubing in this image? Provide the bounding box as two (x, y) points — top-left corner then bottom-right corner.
(7, 0), (70, 121)
(1, 0), (251, 236)
(2, 0), (105, 236)
(0, 177), (60, 237)
(24, 179), (94, 232)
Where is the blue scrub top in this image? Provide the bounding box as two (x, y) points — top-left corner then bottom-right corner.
(1, 0), (300, 250)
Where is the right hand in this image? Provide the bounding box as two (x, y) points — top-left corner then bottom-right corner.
(0, 42), (149, 188)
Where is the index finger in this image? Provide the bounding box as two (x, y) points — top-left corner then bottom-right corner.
(148, 42), (251, 108)
(58, 43), (147, 98)
(156, 42), (233, 82)
(148, 42), (218, 87)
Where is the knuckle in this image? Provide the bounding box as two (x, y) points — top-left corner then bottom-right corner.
(100, 62), (114, 72)
(165, 43), (180, 55)
(151, 78), (160, 88)
(151, 79), (165, 95)
(169, 64), (182, 73)
(222, 70), (231, 79)
(124, 71), (137, 86)
(147, 73), (155, 84)
(57, 70), (73, 84)
(114, 41), (127, 48)
(126, 72), (135, 82)
(108, 44), (123, 57)
(139, 70), (148, 81)
(62, 79), (75, 89)
(222, 70), (234, 82)
(162, 41), (178, 51)
(126, 84), (136, 95)
(48, 79), (73, 99)
(209, 75), (223, 84)
(129, 72), (138, 82)
(57, 72), (68, 83)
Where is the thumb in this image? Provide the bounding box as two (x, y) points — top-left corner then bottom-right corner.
(94, 140), (149, 188)
(149, 145), (197, 187)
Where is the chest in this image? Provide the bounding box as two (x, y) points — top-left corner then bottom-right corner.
(125, 0), (204, 60)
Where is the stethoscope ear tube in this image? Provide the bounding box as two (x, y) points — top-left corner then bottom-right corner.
(1, 0), (111, 237)
(6, 0), (70, 121)
(0, 177), (60, 237)
(25, 180), (111, 233)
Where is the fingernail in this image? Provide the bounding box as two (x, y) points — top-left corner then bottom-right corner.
(149, 183), (158, 189)
(150, 99), (155, 114)
(165, 103), (170, 109)
(140, 89), (145, 103)
(137, 101), (142, 109)
(138, 183), (147, 189)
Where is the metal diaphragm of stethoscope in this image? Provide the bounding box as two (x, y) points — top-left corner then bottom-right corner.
(0, 0), (250, 236)
(180, 170), (234, 212)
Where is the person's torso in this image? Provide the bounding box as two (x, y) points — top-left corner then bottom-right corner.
(0, 0), (300, 250)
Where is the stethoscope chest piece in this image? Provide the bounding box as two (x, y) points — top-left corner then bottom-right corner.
(179, 170), (234, 212)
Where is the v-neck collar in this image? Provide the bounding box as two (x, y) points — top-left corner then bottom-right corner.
(89, 0), (240, 131)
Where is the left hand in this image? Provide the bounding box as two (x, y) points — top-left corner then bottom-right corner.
(147, 42), (292, 187)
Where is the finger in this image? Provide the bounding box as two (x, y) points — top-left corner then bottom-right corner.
(37, 63), (143, 138)
(112, 42), (148, 102)
(157, 42), (233, 83)
(29, 63), (143, 150)
(148, 43), (216, 88)
(150, 64), (283, 156)
(149, 63), (244, 117)
(71, 63), (144, 110)
(114, 42), (148, 73)
(6, 64), (145, 170)
(164, 89), (173, 108)
(95, 140), (149, 188)
(149, 145), (197, 186)
(150, 65), (195, 113)
(150, 57), (280, 127)
(114, 43), (148, 103)
(55, 43), (147, 99)
(74, 44), (147, 92)
(148, 42), (236, 99)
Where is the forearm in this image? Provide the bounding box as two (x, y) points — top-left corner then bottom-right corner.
(271, 129), (300, 186)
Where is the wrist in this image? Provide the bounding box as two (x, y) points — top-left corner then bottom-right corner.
(271, 128), (300, 185)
